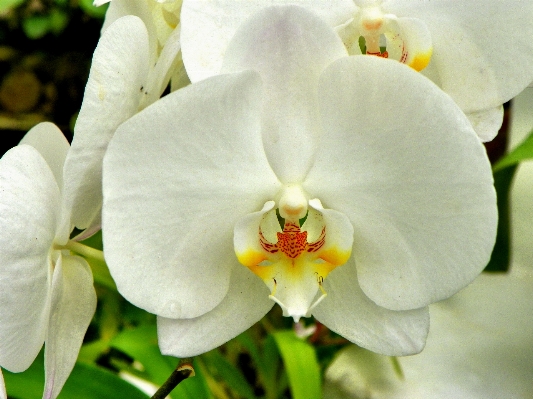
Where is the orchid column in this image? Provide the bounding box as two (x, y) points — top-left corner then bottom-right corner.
(102, 6), (496, 358)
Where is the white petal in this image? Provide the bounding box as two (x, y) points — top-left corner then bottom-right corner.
(305, 56), (497, 311)
(221, 5), (348, 182)
(313, 257), (429, 356)
(393, 17), (432, 71)
(101, 0), (158, 58)
(103, 71), (280, 319)
(234, 201), (277, 263)
(466, 106), (504, 143)
(43, 255), (96, 399)
(62, 16), (150, 230)
(141, 23), (182, 108)
(0, 369), (5, 399)
(0, 145), (59, 372)
(324, 268), (533, 399)
(18, 122), (69, 190)
(385, 0), (533, 113)
(399, 270), (533, 398)
(158, 266), (273, 357)
(181, 0), (356, 82)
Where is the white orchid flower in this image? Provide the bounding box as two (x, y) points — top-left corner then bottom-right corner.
(62, 11), (181, 232)
(102, 6), (496, 358)
(0, 122), (97, 399)
(324, 267), (533, 399)
(180, 0), (533, 142)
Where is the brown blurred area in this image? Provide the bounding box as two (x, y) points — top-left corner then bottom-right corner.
(0, 1), (103, 155)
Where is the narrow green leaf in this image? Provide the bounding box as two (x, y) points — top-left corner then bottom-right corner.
(262, 334), (283, 399)
(110, 325), (212, 399)
(110, 325), (175, 386)
(235, 331), (262, 371)
(78, 339), (110, 364)
(202, 350), (256, 399)
(485, 165), (517, 271)
(493, 129), (533, 172)
(3, 353), (149, 399)
(272, 330), (321, 399)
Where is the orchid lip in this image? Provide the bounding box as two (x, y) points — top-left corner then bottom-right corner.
(234, 190), (353, 321)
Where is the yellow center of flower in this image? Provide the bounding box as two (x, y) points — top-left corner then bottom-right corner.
(235, 188), (352, 321)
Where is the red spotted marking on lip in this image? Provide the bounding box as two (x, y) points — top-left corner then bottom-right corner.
(260, 222), (326, 259)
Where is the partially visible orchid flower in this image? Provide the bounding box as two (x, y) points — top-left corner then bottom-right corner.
(62, 11), (181, 232)
(102, 6), (496, 358)
(180, 0), (533, 141)
(0, 369), (5, 399)
(324, 267), (533, 399)
(0, 122), (97, 399)
(99, 0), (182, 54)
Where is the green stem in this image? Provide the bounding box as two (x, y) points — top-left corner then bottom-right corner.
(151, 360), (195, 399)
(63, 240), (105, 263)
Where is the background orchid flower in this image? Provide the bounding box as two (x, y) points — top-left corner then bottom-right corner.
(62, 11), (181, 232)
(99, 0), (182, 57)
(102, 6), (496, 358)
(180, 0), (533, 142)
(323, 267), (533, 399)
(0, 122), (97, 399)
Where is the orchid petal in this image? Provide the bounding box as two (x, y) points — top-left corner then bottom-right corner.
(234, 201), (278, 267)
(0, 145), (59, 372)
(324, 267), (533, 399)
(62, 16), (150, 230)
(43, 255), (96, 399)
(305, 56), (496, 311)
(313, 258), (429, 356)
(466, 106), (504, 143)
(158, 266), (273, 358)
(0, 369), (5, 399)
(19, 122), (69, 190)
(392, 17), (432, 72)
(180, 0), (356, 83)
(141, 24), (182, 109)
(101, 0), (157, 58)
(384, 0), (533, 112)
(221, 5), (348, 183)
(103, 71), (280, 319)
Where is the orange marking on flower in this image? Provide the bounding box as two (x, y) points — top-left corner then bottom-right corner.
(277, 222), (308, 259)
(362, 19), (383, 31)
(366, 50), (389, 58)
(307, 227), (325, 253)
(259, 228), (279, 254)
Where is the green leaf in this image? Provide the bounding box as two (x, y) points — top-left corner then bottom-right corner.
(22, 15), (51, 39)
(110, 325), (175, 385)
(78, 339), (110, 364)
(110, 325), (212, 399)
(272, 330), (321, 399)
(493, 129), (533, 171)
(485, 165), (517, 272)
(79, 0), (108, 18)
(0, 0), (24, 12)
(3, 353), (149, 399)
(49, 8), (68, 35)
(202, 350), (256, 399)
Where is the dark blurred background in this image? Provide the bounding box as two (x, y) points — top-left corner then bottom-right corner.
(0, 0), (106, 155)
